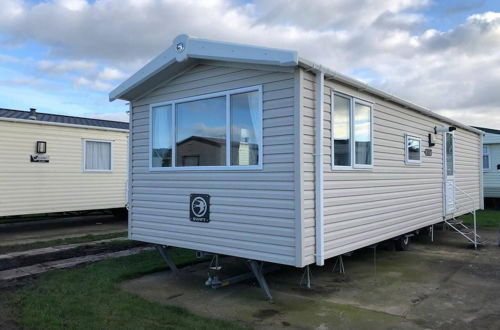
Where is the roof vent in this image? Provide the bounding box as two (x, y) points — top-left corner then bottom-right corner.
(29, 108), (37, 120)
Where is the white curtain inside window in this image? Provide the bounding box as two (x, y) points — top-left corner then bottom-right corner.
(86, 141), (111, 170)
(247, 91), (260, 144)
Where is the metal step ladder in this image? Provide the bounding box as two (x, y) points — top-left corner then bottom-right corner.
(444, 186), (483, 249)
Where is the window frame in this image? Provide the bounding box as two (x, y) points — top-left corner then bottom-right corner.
(148, 85), (263, 171)
(331, 91), (374, 170)
(404, 134), (422, 165)
(483, 145), (490, 171)
(82, 138), (113, 173)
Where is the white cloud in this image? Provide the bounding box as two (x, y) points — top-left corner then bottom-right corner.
(97, 67), (127, 81)
(74, 77), (112, 91)
(37, 59), (97, 73)
(0, 0), (499, 127)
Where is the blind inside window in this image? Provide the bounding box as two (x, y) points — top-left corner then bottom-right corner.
(85, 141), (111, 170)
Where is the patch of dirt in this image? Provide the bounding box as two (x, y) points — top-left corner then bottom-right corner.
(0, 286), (22, 330)
(1, 241), (146, 271)
(252, 309), (280, 319)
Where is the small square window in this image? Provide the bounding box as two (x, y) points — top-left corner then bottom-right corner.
(84, 140), (112, 171)
(405, 134), (421, 164)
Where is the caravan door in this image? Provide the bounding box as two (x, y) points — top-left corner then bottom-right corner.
(444, 132), (455, 215)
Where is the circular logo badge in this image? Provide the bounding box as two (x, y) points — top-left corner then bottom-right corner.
(191, 196), (207, 217)
(176, 42), (185, 53)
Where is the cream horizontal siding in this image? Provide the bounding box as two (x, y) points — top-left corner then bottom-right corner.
(0, 120), (128, 216)
(482, 131), (500, 198)
(453, 129), (481, 213)
(301, 68), (482, 263)
(130, 62), (298, 266)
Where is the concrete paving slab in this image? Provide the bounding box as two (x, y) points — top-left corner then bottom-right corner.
(121, 229), (500, 330)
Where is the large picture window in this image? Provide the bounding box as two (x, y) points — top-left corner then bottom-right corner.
(332, 92), (373, 169)
(150, 86), (262, 170)
(84, 139), (112, 171)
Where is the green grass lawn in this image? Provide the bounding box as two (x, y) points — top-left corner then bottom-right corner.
(9, 248), (246, 330)
(459, 209), (500, 228)
(0, 232), (127, 255)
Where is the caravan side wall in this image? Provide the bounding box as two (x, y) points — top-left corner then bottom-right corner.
(0, 120), (128, 217)
(482, 132), (500, 198)
(129, 62), (300, 266)
(301, 69), (481, 265)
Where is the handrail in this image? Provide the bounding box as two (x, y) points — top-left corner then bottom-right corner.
(454, 186), (477, 249)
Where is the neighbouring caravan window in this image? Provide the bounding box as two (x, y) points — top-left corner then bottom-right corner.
(84, 140), (112, 171)
(405, 135), (421, 164)
(483, 146), (490, 170)
(333, 95), (351, 166)
(332, 92), (373, 169)
(149, 86), (262, 170)
(446, 132), (454, 176)
(152, 105), (172, 167)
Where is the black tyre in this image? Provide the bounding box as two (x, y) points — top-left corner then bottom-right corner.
(395, 236), (410, 251)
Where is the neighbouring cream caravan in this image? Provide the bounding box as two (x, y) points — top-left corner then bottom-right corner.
(110, 35), (483, 276)
(0, 108), (129, 217)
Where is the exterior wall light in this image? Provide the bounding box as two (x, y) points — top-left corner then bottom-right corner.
(36, 141), (47, 154)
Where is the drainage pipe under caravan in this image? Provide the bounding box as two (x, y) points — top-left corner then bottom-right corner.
(314, 70), (325, 266)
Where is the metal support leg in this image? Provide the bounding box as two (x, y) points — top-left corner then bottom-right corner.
(332, 255), (345, 275)
(300, 265), (312, 288)
(368, 244), (377, 276)
(155, 245), (178, 273)
(430, 225), (434, 242)
(248, 260), (273, 301)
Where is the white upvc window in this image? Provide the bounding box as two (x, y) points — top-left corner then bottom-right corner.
(83, 139), (113, 172)
(331, 91), (374, 170)
(405, 134), (422, 164)
(149, 85), (263, 171)
(483, 145), (490, 170)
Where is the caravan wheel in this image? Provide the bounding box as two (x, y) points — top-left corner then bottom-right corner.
(395, 236), (410, 251)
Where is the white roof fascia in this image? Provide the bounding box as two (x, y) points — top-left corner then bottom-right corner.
(0, 117), (129, 133)
(299, 57), (483, 136)
(109, 34), (298, 101)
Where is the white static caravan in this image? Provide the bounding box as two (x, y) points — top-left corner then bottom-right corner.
(110, 35), (483, 274)
(474, 126), (500, 200)
(0, 108), (129, 217)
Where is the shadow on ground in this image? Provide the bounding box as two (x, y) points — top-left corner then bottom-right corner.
(121, 229), (500, 330)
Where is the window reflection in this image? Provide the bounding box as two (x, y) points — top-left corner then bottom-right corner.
(151, 105), (172, 167)
(354, 103), (372, 165)
(176, 96), (226, 166)
(446, 133), (454, 176)
(483, 146), (489, 169)
(407, 137), (420, 161)
(333, 95), (351, 166)
(230, 91), (260, 166)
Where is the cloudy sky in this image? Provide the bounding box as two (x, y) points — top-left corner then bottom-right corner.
(0, 0), (499, 127)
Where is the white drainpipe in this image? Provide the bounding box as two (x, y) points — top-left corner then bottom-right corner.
(314, 70), (325, 266)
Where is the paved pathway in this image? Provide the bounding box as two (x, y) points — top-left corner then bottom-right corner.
(0, 246), (153, 281)
(0, 215), (127, 246)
